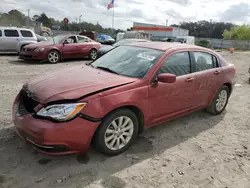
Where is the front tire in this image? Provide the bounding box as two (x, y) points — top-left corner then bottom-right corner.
(206, 85), (230, 115)
(94, 109), (139, 156)
(48, 50), (60, 63)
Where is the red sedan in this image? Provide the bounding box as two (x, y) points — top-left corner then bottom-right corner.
(13, 42), (236, 156)
(19, 35), (101, 63)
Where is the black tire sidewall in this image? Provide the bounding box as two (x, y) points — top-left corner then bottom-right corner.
(212, 86), (230, 114)
(94, 108), (139, 156)
(48, 50), (60, 63)
(89, 49), (97, 60)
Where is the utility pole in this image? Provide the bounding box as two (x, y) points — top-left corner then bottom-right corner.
(79, 15), (82, 32)
(27, 9), (30, 27)
(209, 19), (212, 39)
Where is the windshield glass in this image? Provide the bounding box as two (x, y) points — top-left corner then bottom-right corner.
(45, 36), (66, 44)
(106, 35), (113, 39)
(91, 46), (163, 78)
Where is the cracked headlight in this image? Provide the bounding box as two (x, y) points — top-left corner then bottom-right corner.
(36, 103), (87, 121)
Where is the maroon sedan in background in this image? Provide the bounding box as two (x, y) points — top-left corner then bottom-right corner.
(19, 35), (102, 63)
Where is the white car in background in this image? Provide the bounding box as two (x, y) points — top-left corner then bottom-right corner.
(174, 36), (195, 45)
(0, 27), (38, 53)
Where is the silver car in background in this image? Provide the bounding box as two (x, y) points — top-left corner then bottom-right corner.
(0, 27), (37, 53)
(16, 34), (47, 53)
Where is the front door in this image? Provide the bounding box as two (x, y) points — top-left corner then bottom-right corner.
(3, 29), (20, 51)
(148, 51), (197, 126)
(61, 36), (78, 59)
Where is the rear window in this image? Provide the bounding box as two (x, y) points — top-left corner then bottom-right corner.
(20, 30), (33, 37)
(0, 30), (2, 37)
(4, 29), (19, 37)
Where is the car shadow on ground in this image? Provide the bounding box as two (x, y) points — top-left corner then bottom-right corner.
(0, 110), (226, 188)
(8, 58), (91, 66)
(0, 53), (18, 56)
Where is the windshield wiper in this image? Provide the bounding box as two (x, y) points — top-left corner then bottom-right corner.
(96, 66), (119, 75)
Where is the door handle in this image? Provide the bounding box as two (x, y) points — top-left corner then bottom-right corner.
(185, 77), (194, 82)
(214, 70), (220, 75)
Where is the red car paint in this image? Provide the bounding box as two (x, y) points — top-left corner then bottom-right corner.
(19, 35), (101, 61)
(13, 42), (236, 155)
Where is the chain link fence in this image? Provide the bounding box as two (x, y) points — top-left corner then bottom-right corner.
(196, 38), (250, 50)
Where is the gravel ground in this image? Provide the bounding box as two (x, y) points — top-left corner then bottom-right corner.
(0, 53), (250, 188)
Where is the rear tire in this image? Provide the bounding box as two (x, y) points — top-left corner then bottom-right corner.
(206, 85), (230, 115)
(47, 50), (60, 64)
(89, 49), (97, 60)
(94, 109), (139, 156)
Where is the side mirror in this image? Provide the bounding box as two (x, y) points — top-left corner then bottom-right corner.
(63, 41), (69, 45)
(157, 73), (176, 83)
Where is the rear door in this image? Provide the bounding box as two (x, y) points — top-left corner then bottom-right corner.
(148, 51), (197, 125)
(3, 29), (20, 51)
(76, 36), (92, 57)
(191, 51), (222, 107)
(20, 29), (36, 42)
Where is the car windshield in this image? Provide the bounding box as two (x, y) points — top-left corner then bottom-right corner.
(113, 39), (138, 47)
(45, 36), (66, 44)
(91, 46), (163, 78)
(106, 35), (113, 39)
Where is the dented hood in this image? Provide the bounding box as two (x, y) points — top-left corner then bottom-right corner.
(24, 65), (136, 104)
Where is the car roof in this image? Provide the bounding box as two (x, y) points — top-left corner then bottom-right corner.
(0, 27), (32, 31)
(127, 41), (208, 52)
(122, 38), (149, 41)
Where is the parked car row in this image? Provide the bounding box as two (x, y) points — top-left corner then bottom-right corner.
(13, 42), (236, 156)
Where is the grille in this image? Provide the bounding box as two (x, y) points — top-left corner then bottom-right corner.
(17, 89), (39, 116)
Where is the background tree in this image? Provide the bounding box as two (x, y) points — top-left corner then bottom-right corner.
(171, 21), (235, 39)
(223, 25), (250, 40)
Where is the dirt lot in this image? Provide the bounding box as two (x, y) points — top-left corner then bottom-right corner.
(0, 53), (250, 188)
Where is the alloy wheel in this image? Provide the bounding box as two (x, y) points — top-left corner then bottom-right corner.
(48, 52), (59, 63)
(215, 89), (228, 112)
(104, 116), (134, 151)
(90, 50), (97, 60)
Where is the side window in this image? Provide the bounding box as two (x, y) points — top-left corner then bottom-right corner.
(4, 29), (19, 37)
(78, 36), (90, 43)
(20, 30), (33, 37)
(0, 30), (2, 37)
(158, 52), (191, 76)
(194, 52), (216, 72)
(65, 36), (77, 43)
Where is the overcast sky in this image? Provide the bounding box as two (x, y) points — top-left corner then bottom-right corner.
(1, 0), (250, 29)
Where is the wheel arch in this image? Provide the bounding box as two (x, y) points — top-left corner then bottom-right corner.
(103, 105), (144, 134)
(48, 48), (61, 57)
(223, 82), (232, 96)
(90, 48), (98, 52)
(91, 105), (145, 144)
